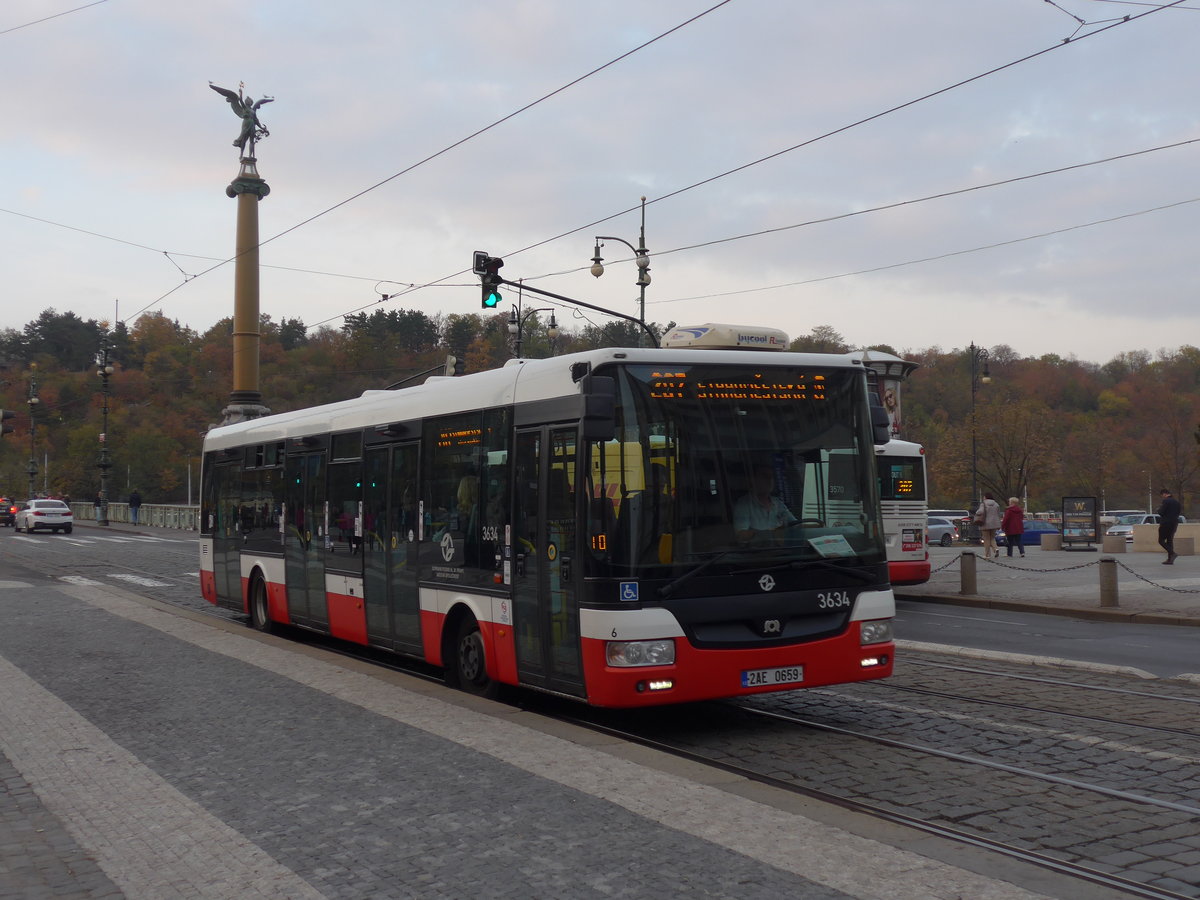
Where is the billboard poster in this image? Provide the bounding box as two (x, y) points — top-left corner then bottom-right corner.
(1061, 496), (1099, 545)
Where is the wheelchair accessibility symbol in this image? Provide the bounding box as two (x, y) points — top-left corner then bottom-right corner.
(620, 582), (639, 602)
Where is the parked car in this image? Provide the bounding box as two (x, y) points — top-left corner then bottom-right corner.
(14, 499), (74, 534)
(997, 518), (1060, 547)
(928, 509), (970, 526)
(926, 515), (960, 546)
(1105, 513), (1187, 543)
(0, 497), (14, 527)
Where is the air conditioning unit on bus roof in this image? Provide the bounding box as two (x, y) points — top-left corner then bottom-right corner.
(660, 323), (789, 350)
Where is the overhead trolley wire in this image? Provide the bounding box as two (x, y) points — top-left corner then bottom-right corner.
(646, 196), (1200, 305)
(647, 139), (1200, 263)
(127, 0), (736, 323)
(13, 0), (1186, 328)
(0, 0), (108, 36)
(313, 0), (1187, 329)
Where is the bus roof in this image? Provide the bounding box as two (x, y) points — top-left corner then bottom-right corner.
(875, 439), (924, 455)
(660, 323), (789, 350)
(203, 345), (868, 450)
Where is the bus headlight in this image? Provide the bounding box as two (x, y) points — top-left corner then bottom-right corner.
(606, 639), (676, 667)
(860, 620), (893, 645)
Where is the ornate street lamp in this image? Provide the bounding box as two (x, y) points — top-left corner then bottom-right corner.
(507, 305), (558, 360)
(969, 341), (992, 526)
(590, 196), (650, 344)
(26, 364), (39, 500)
(96, 338), (115, 526)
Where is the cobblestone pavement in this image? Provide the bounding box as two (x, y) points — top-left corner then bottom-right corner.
(0, 576), (1055, 900)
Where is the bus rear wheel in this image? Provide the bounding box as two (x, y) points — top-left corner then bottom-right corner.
(452, 617), (498, 698)
(249, 575), (274, 634)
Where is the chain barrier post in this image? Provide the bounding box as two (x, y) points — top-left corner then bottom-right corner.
(1099, 556), (1118, 607)
(960, 551), (977, 594)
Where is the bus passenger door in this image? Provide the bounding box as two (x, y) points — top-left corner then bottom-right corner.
(363, 442), (421, 653)
(512, 426), (584, 696)
(211, 461), (241, 605)
(284, 451), (328, 628)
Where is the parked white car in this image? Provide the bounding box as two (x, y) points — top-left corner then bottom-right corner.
(14, 499), (74, 534)
(926, 516), (960, 547)
(1105, 513), (1187, 543)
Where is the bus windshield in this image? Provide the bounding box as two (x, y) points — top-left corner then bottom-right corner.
(584, 363), (886, 578)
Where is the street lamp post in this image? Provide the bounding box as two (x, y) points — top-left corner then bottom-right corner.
(96, 338), (115, 526)
(969, 342), (991, 524)
(590, 196), (650, 343)
(26, 365), (39, 500)
(507, 304), (558, 360)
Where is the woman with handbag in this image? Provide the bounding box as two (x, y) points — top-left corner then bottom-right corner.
(975, 493), (1003, 558)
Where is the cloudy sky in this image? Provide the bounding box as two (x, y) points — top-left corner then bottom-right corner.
(3, 0), (1197, 364)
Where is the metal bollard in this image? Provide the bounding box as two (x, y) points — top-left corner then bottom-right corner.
(1099, 556), (1118, 607)
(960, 551), (977, 595)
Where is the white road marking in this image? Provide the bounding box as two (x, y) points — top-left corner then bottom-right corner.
(108, 574), (170, 588)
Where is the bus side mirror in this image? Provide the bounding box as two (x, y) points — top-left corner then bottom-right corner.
(869, 401), (891, 445)
(873, 393), (892, 446)
(581, 375), (616, 442)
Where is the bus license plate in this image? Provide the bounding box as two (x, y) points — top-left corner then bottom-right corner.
(741, 665), (804, 688)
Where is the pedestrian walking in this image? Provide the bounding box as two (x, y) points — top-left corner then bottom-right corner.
(129, 489), (142, 526)
(975, 493), (1003, 558)
(1002, 497), (1025, 557)
(93, 491), (101, 520)
(1157, 488), (1182, 564)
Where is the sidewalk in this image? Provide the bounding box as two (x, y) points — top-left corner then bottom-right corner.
(899, 545), (1200, 625)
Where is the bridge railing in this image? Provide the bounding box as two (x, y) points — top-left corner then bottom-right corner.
(70, 502), (200, 531)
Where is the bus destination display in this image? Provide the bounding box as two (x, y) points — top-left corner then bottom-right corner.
(649, 371), (827, 401)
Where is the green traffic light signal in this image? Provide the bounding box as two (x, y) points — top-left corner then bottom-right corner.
(475, 252), (505, 309)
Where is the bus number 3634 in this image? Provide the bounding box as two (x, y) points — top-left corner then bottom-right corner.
(816, 590), (851, 609)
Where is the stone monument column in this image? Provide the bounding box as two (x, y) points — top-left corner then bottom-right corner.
(210, 83), (274, 425)
(222, 156), (271, 424)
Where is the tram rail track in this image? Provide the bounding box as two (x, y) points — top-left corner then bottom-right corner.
(907, 658), (1200, 706)
(876, 681), (1200, 740)
(557, 707), (1197, 900)
(244, 619), (1200, 898)
(732, 702), (1200, 817)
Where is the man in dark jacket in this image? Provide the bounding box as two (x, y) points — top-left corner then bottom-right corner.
(1157, 488), (1182, 564)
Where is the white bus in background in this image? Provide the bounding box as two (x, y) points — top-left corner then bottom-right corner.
(875, 439), (930, 586)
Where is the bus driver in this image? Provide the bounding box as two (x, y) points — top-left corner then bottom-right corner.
(734, 464), (798, 543)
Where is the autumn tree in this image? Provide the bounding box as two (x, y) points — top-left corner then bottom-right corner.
(789, 325), (850, 353)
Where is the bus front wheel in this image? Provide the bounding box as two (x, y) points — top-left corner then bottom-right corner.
(452, 617), (498, 698)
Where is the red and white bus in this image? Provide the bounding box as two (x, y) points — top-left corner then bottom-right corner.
(875, 439), (930, 586)
(200, 329), (895, 707)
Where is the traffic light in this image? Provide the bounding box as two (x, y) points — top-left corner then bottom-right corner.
(0, 410), (13, 437)
(445, 354), (465, 377)
(473, 251), (504, 309)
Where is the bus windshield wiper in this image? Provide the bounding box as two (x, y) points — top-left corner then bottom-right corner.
(657, 550), (734, 599)
(789, 558), (879, 583)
